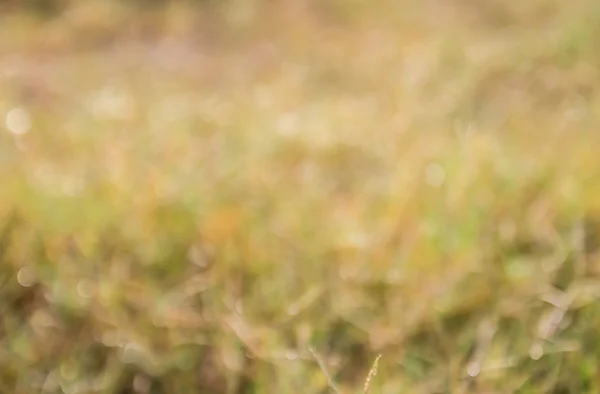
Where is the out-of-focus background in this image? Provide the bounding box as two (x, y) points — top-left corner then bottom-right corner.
(2, 1), (600, 393)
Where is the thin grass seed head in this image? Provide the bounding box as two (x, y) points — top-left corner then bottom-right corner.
(363, 354), (382, 393)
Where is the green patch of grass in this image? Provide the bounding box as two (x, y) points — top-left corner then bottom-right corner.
(3, 1), (600, 393)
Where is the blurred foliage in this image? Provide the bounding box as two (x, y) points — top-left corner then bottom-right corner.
(3, 0), (600, 393)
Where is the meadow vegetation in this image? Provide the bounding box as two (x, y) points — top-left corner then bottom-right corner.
(2, 1), (600, 392)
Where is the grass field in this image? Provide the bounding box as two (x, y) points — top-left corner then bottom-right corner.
(3, 1), (600, 393)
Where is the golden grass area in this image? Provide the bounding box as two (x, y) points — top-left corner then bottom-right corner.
(3, 1), (600, 392)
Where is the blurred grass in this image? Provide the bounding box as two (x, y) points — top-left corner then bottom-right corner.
(3, 0), (600, 393)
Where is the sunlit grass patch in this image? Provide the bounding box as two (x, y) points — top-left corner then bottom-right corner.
(2, 1), (600, 393)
